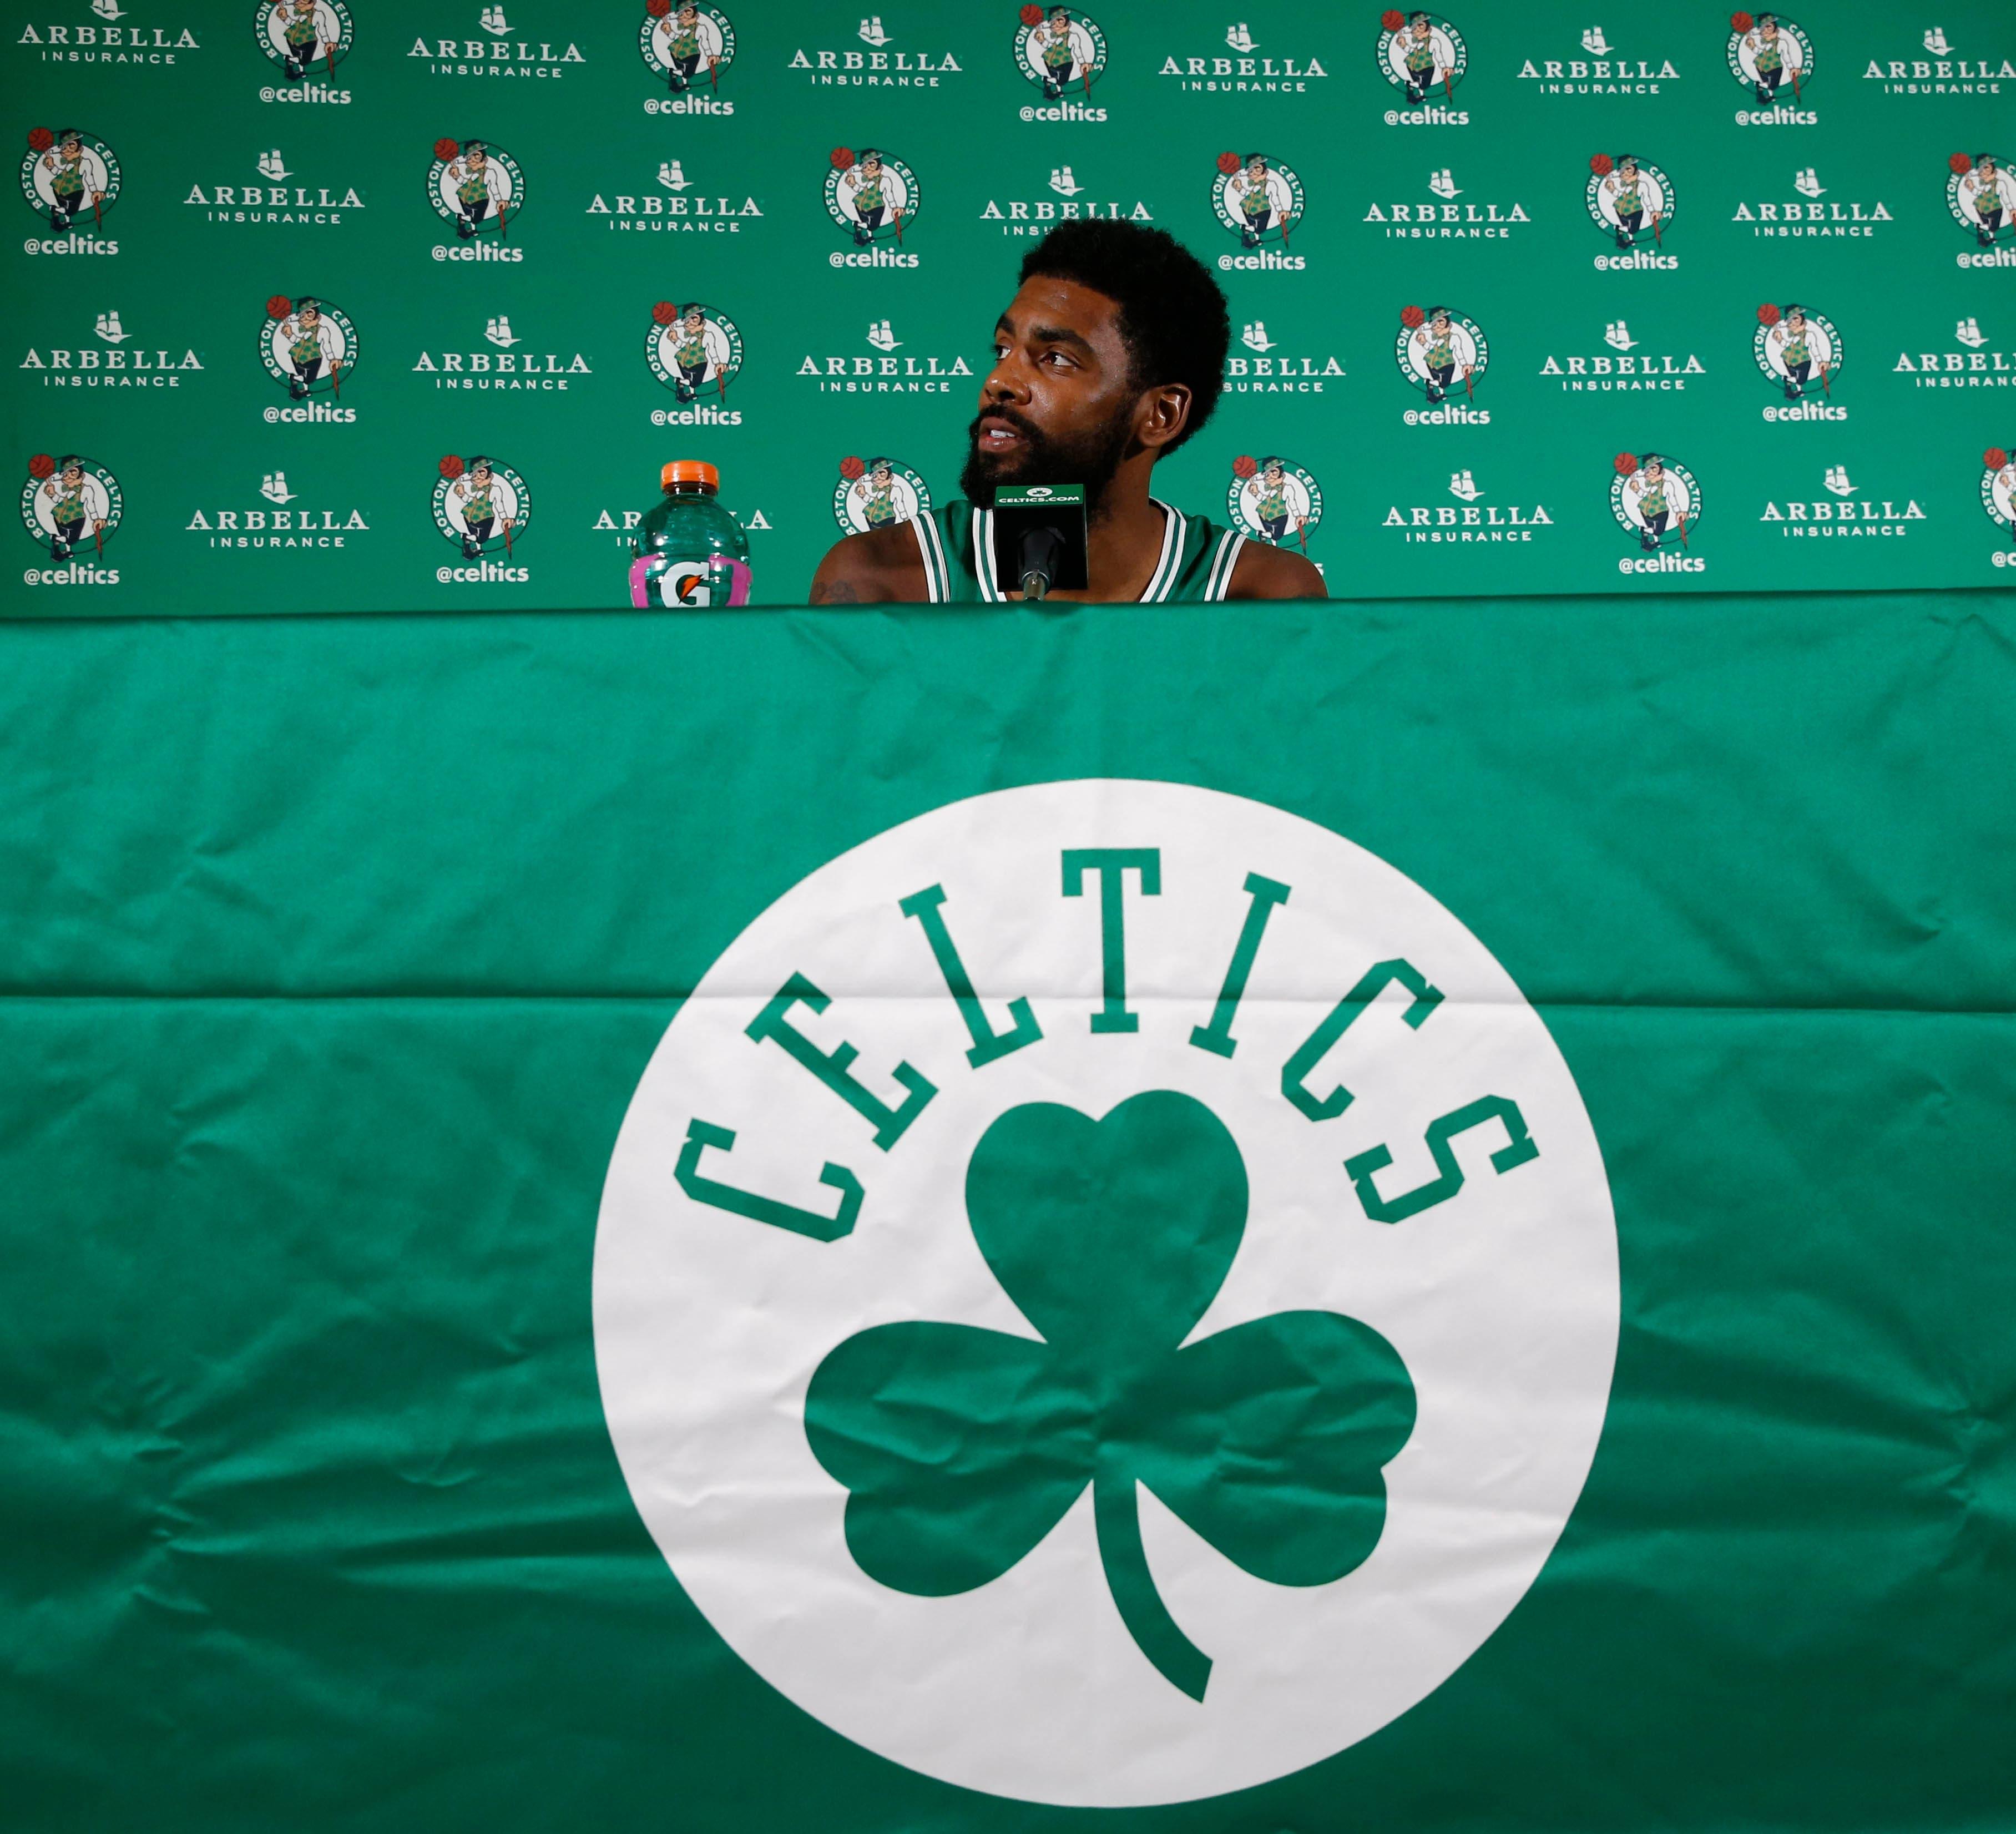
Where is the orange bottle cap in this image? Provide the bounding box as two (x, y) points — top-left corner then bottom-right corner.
(661, 459), (719, 491)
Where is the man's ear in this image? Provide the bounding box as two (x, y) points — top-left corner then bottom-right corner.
(1135, 383), (1192, 453)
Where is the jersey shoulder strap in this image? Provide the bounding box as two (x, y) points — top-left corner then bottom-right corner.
(910, 499), (1244, 603)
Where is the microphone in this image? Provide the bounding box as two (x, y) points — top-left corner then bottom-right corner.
(990, 483), (1088, 601)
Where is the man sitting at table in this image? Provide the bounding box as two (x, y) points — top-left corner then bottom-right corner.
(807, 219), (1324, 604)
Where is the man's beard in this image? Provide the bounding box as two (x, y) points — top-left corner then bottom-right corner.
(959, 405), (1136, 517)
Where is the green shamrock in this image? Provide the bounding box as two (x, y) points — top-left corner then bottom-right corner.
(804, 1090), (1416, 1700)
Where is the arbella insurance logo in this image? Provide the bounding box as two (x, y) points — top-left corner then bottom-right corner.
(1224, 315), (1345, 395)
(1516, 24), (1679, 96)
(1211, 150), (1305, 272)
(648, 300), (744, 426)
(1752, 301), (1842, 420)
(1227, 453), (1322, 553)
(184, 465), (370, 550)
(434, 452), (529, 579)
(1892, 313), (2016, 390)
(21, 126), (120, 254)
(1154, 16), (1327, 100)
(1538, 317), (1704, 395)
(1363, 166), (1528, 244)
(641, 0), (735, 114)
(1611, 450), (1702, 573)
(260, 292), (356, 421)
(594, 779), (1616, 1806)
(20, 306), (204, 391)
(1586, 153), (1676, 268)
(979, 163), (1152, 238)
(798, 317), (973, 396)
(15, 8), (199, 68)
(1982, 447), (2016, 563)
(832, 453), (931, 533)
(1759, 463), (1923, 540)
(1378, 9), (1467, 124)
(1863, 24), (2013, 97)
(1382, 466), (1554, 551)
(787, 13), (960, 90)
(427, 137), (522, 260)
(1395, 304), (1488, 424)
(827, 146), (921, 269)
(586, 159), (765, 235)
(1727, 11), (1814, 122)
(406, 9), (585, 85)
(21, 451), (120, 572)
(257, 0), (353, 100)
(413, 312), (588, 392)
(184, 144), (363, 228)
(1948, 151), (2013, 266)
(1729, 164), (1889, 241)
(1014, 5), (1106, 122)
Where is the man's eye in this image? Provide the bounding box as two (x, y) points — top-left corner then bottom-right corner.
(1042, 350), (1074, 368)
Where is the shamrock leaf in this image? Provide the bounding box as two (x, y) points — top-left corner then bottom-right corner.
(805, 1090), (1416, 1700)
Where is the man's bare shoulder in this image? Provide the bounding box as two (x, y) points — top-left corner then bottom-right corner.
(1226, 538), (1327, 600)
(809, 521), (928, 604)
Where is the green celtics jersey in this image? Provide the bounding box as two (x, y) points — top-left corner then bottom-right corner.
(910, 499), (1246, 604)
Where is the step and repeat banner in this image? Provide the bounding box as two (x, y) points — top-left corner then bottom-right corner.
(6, 0), (2016, 613)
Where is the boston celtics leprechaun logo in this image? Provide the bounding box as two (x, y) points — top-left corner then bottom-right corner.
(1752, 302), (1839, 404)
(826, 146), (919, 249)
(1586, 152), (1673, 251)
(596, 779), (1617, 1805)
(427, 138), (523, 242)
(261, 294), (356, 401)
(1211, 151), (1303, 250)
(1983, 448), (2016, 545)
(258, 0), (354, 84)
(1377, 9), (1467, 104)
(1397, 304), (1487, 406)
(1014, 4), (1107, 99)
(21, 452), (121, 561)
(1948, 152), (2013, 249)
(433, 453), (528, 560)
(833, 454), (929, 533)
(648, 301), (742, 403)
(1227, 454), (1322, 552)
(21, 128), (119, 232)
(640, 0), (736, 93)
(1612, 450), (1700, 553)
(1726, 11), (1811, 105)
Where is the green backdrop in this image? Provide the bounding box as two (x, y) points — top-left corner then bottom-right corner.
(6, 0), (2016, 610)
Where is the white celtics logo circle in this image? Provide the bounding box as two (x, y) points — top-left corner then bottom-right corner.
(1376, 11), (1467, 99)
(1947, 153), (2013, 245)
(1227, 455), (1322, 548)
(596, 780), (1618, 1806)
(1751, 303), (1839, 400)
(832, 454), (929, 533)
(1611, 452), (1701, 551)
(826, 147), (918, 247)
(1211, 151), (1303, 248)
(257, 0), (355, 77)
(260, 295), (357, 399)
(426, 139), (523, 237)
(1586, 154), (1673, 245)
(1726, 12), (1811, 101)
(1396, 305), (1488, 402)
(647, 301), (742, 401)
(432, 454), (528, 555)
(21, 128), (120, 227)
(1014, 6), (1107, 96)
(640, 1), (736, 89)
(21, 453), (122, 555)
(1983, 449), (2016, 539)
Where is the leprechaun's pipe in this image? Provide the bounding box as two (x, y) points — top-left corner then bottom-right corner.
(1093, 1470), (1211, 1701)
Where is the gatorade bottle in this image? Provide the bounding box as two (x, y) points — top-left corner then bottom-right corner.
(629, 461), (752, 608)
